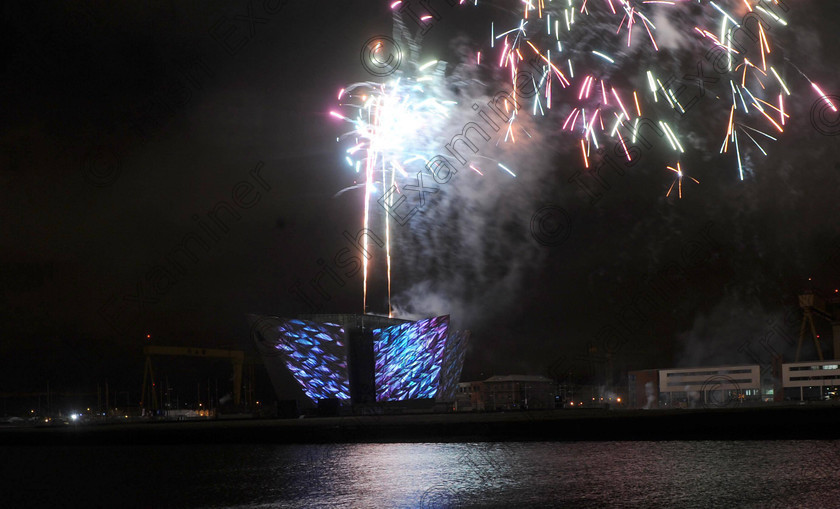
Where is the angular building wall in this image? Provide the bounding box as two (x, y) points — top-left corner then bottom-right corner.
(252, 316), (351, 402)
(373, 315), (450, 401)
(436, 330), (470, 402)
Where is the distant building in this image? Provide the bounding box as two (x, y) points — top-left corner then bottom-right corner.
(454, 381), (482, 411)
(781, 361), (840, 401)
(456, 375), (556, 411)
(627, 360), (840, 408)
(658, 365), (761, 408)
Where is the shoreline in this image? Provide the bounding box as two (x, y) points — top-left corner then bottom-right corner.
(3, 405), (840, 445)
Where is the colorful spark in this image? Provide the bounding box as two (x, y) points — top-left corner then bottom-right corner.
(330, 1), (827, 313)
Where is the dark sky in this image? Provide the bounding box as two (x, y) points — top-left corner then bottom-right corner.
(2, 0), (839, 398)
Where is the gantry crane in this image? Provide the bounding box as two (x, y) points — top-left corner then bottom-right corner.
(796, 290), (840, 362)
(141, 346), (245, 413)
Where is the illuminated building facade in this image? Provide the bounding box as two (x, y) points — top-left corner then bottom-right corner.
(251, 314), (469, 406)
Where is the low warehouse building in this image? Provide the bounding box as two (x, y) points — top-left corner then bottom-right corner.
(658, 365), (761, 408)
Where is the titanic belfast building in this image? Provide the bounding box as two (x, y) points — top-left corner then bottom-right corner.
(251, 314), (469, 405)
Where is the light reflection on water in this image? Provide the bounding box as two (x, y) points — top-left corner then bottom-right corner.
(3, 441), (839, 508)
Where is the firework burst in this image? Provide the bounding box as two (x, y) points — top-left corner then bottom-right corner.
(331, 1), (832, 313)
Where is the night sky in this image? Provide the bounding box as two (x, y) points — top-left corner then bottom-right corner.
(2, 0), (839, 400)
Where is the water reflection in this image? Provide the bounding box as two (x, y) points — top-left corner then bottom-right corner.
(2, 441), (839, 508)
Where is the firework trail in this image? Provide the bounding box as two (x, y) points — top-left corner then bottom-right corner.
(451, 0), (824, 180)
(330, 1), (832, 315)
(331, 14), (461, 315)
(665, 161), (699, 198)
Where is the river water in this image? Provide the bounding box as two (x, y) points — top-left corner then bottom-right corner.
(4, 441), (839, 508)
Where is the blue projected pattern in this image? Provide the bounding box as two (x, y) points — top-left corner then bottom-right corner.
(273, 319), (351, 401)
(254, 314), (468, 403)
(373, 316), (450, 402)
(436, 330), (470, 401)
